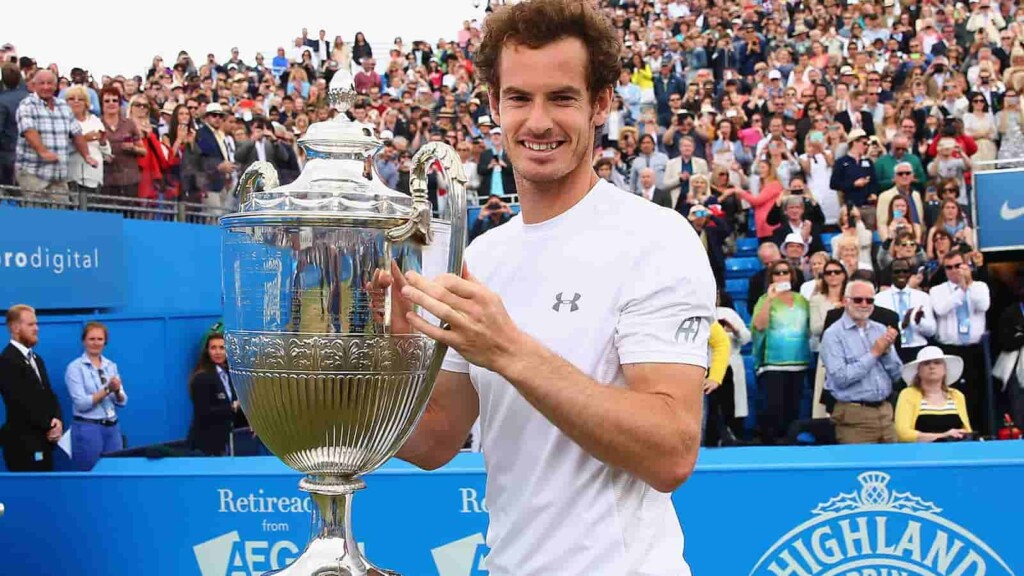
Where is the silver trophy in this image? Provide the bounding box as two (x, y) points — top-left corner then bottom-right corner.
(221, 71), (466, 575)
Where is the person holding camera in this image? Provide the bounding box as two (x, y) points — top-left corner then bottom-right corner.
(470, 194), (513, 243)
(894, 347), (973, 442)
(65, 322), (126, 470)
(751, 260), (811, 444)
(929, 250), (992, 435)
(821, 280), (904, 444)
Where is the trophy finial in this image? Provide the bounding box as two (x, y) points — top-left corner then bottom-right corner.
(327, 70), (358, 113)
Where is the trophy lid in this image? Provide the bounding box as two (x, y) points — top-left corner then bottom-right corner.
(222, 71), (414, 228)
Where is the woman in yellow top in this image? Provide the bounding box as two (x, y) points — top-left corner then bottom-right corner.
(895, 346), (972, 442)
(701, 319), (732, 445)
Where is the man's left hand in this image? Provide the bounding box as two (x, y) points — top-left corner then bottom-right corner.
(400, 267), (523, 373)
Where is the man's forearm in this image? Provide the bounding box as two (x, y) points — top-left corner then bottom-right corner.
(23, 129), (51, 157)
(496, 334), (701, 492)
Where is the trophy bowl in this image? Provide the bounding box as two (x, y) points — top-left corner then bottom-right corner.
(220, 72), (466, 575)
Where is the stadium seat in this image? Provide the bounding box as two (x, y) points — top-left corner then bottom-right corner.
(820, 232), (838, 250)
(725, 257), (761, 279)
(734, 302), (750, 324)
(735, 237), (759, 257)
(725, 278), (749, 299)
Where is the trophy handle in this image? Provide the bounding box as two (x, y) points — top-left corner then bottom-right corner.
(234, 160), (280, 211)
(387, 142), (467, 260)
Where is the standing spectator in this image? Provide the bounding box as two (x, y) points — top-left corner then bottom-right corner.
(930, 250), (992, 434)
(161, 104), (197, 202)
(234, 118), (285, 173)
(352, 32), (373, 66)
(809, 259), (848, 418)
(187, 334), (246, 456)
(874, 136), (926, 194)
(99, 86), (143, 199)
(65, 85), (109, 193)
(660, 136), (708, 206)
(737, 159), (784, 243)
(876, 161), (925, 239)
(129, 95), (168, 203)
(821, 280), (903, 444)
(996, 88), (1024, 168)
(709, 295), (751, 446)
(0, 304), (63, 472)
(354, 58), (381, 95)
(477, 128), (515, 197)
(876, 258), (937, 363)
(15, 70), (95, 203)
(64, 322), (126, 471)
(0, 63), (28, 186)
(799, 131), (839, 226)
(194, 103), (233, 207)
(751, 260), (811, 445)
(58, 67), (100, 116)
(628, 133), (668, 195)
(830, 128), (880, 210)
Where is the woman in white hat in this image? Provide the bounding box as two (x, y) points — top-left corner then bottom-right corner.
(894, 346), (972, 442)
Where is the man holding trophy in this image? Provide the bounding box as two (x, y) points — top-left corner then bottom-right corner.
(394, 1), (716, 574)
(224, 1), (712, 575)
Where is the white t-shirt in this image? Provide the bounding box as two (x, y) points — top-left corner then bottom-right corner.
(442, 180), (716, 576)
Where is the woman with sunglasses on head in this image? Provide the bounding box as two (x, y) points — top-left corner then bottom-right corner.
(808, 259), (848, 418)
(65, 322), (126, 471)
(751, 260), (811, 444)
(894, 347), (972, 442)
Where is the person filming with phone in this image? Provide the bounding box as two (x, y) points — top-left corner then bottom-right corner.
(751, 260), (810, 445)
(821, 280), (904, 444)
(469, 194), (513, 242)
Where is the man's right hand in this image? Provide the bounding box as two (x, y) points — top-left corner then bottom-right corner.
(872, 327), (898, 356)
(40, 150), (59, 163)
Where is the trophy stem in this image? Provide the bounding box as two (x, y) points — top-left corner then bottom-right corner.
(264, 476), (397, 575)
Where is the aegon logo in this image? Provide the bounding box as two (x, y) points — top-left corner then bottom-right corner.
(750, 471), (1015, 576)
(192, 531), (300, 576)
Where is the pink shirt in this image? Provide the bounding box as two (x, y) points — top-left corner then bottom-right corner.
(739, 179), (783, 239)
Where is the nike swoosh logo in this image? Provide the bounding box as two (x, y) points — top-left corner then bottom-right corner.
(1000, 201), (1024, 221)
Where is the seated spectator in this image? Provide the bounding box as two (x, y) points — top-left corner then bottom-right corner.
(187, 333), (248, 456)
(65, 322), (126, 471)
(881, 194), (923, 245)
(835, 235), (871, 274)
(751, 259), (811, 445)
(821, 280), (903, 444)
(895, 346), (972, 442)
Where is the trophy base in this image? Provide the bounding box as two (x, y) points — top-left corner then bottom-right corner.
(263, 477), (399, 576)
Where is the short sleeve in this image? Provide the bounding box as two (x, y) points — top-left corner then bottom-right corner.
(615, 213), (717, 367)
(16, 100), (37, 134)
(441, 346), (470, 374)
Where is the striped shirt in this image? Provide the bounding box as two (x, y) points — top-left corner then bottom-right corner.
(15, 93), (82, 182)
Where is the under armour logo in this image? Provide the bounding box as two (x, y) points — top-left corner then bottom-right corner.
(675, 317), (703, 343)
(553, 292), (581, 312)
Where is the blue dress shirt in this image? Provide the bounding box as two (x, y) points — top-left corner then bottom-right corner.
(65, 353), (127, 419)
(821, 314), (903, 402)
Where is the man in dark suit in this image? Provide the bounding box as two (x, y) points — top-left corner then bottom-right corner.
(0, 304), (63, 471)
(477, 128), (516, 197)
(0, 63), (29, 186)
(835, 90), (876, 136)
(234, 118), (286, 173)
(194, 103), (234, 204)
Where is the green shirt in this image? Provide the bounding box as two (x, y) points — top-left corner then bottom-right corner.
(875, 153), (926, 192)
(751, 294), (811, 372)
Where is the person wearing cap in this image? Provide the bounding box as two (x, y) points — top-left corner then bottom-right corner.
(194, 102), (234, 205)
(894, 347), (972, 442)
(653, 55), (684, 127)
(830, 128), (880, 208)
(779, 231), (813, 281)
(821, 280), (903, 444)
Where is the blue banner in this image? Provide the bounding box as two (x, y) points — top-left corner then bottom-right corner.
(0, 443), (1021, 575)
(973, 169), (1024, 252)
(0, 207), (125, 309)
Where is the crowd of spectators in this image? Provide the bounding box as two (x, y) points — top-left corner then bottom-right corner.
(3, 0), (1024, 465)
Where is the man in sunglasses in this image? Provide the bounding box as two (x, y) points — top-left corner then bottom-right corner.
(821, 280), (903, 444)
(929, 251), (992, 434)
(876, 258), (936, 364)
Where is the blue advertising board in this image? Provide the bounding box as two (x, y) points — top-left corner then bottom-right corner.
(1, 443), (1022, 575)
(0, 207), (125, 309)
(972, 169), (1024, 252)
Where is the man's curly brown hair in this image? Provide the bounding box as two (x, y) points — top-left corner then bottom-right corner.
(475, 0), (622, 102)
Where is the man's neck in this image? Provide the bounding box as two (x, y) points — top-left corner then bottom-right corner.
(517, 164), (600, 225)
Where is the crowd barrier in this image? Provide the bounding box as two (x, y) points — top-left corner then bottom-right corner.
(0, 443), (1022, 575)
